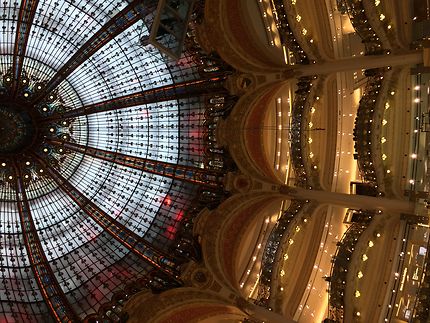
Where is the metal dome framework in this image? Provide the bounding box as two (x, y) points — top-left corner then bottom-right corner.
(0, 0), (231, 321)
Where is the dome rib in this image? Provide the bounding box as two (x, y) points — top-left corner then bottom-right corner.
(43, 75), (228, 122)
(31, 152), (181, 280)
(12, 160), (80, 322)
(11, 0), (39, 97)
(31, 0), (151, 105)
(46, 140), (225, 188)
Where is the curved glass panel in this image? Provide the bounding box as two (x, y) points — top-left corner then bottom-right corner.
(0, 0), (225, 320)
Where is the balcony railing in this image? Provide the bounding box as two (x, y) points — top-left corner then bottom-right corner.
(353, 67), (387, 194)
(254, 199), (309, 308)
(269, 0), (311, 64)
(339, 0), (385, 55)
(327, 210), (376, 322)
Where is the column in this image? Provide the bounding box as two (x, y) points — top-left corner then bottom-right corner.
(293, 51), (424, 76)
(280, 186), (416, 213)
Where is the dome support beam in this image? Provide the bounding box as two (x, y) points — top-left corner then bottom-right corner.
(32, 153), (182, 282)
(41, 75), (228, 122)
(32, 0), (150, 104)
(47, 139), (225, 187)
(13, 163), (80, 323)
(10, 0), (39, 96)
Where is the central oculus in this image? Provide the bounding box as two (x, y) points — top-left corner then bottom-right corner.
(0, 104), (36, 154)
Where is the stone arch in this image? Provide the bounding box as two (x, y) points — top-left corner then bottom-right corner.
(219, 81), (293, 184)
(195, 191), (284, 294)
(197, 0), (285, 73)
(123, 287), (247, 323)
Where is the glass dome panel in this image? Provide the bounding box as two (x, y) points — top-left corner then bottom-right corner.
(0, 0), (228, 320)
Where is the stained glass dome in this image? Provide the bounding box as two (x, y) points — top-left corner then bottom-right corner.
(0, 0), (232, 321)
